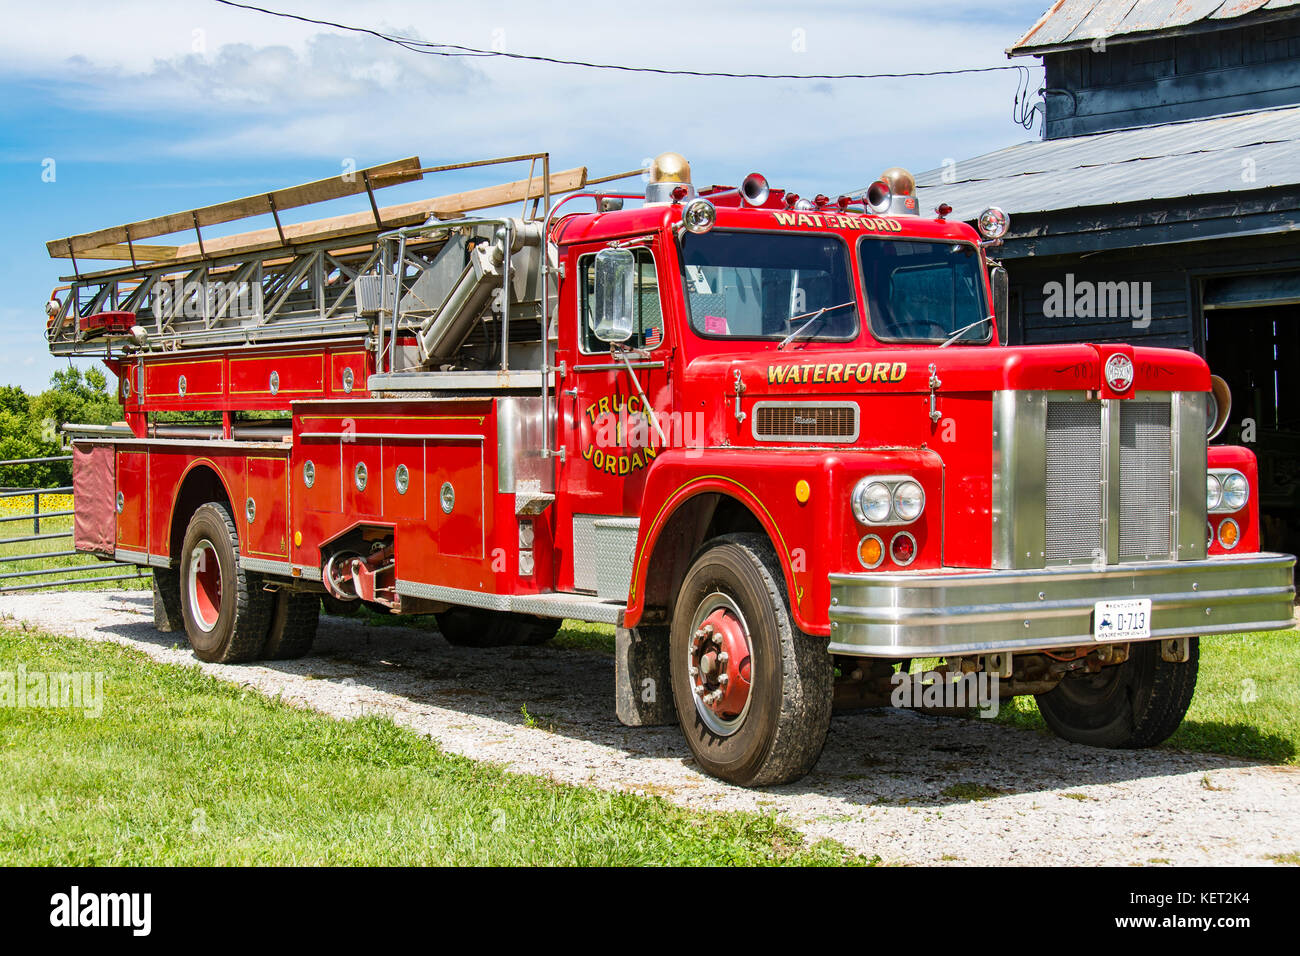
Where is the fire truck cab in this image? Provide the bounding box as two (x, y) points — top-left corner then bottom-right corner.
(50, 152), (1296, 786)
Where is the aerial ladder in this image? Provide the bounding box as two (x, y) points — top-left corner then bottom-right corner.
(44, 153), (639, 440)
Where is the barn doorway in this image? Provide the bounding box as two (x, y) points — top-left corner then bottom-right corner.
(1203, 272), (1300, 555)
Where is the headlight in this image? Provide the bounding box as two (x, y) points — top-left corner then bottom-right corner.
(851, 476), (925, 525)
(1221, 472), (1249, 511)
(1208, 469), (1249, 513)
(852, 481), (892, 524)
(892, 481), (925, 522)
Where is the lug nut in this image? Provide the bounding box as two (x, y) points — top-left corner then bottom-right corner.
(718, 674), (729, 685)
(718, 651), (729, 665)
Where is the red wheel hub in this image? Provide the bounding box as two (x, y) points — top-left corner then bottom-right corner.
(190, 541), (222, 631)
(690, 607), (752, 719)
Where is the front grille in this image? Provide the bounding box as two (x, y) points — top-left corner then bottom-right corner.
(1119, 402), (1172, 560)
(752, 402), (858, 442)
(1045, 402), (1103, 562)
(1044, 399), (1173, 564)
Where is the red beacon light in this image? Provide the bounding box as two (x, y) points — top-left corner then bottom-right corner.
(935, 202), (953, 220)
(814, 194), (830, 208)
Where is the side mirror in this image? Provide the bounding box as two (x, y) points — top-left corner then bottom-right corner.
(590, 247), (636, 344)
(991, 265), (1009, 331)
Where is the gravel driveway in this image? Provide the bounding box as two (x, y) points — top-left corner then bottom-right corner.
(4, 590), (1297, 866)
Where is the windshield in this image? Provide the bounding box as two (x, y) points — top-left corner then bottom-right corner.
(679, 230), (859, 342)
(858, 238), (990, 344)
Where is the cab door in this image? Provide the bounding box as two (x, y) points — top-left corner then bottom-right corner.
(556, 236), (675, 592)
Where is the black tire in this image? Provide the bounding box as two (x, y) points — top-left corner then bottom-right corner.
(320, 592), (360, 617)
(152, 567), (184, 633)
(178, 501), (274, 664)
(518, 617), (562, 646)
(1035, 639), (1199, 748)
(669, 533), (833, 787)
(263, 590), (321, 660)
(435, 607), (559, 647)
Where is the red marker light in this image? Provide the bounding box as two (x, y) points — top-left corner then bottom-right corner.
(671, 185), (689, 202)
(890, 531), (917, 566)
(935, 203), (952, 220)
(784, 193), (800, 208)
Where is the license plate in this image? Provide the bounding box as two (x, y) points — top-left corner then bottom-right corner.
(1093, 598), (1151, 641)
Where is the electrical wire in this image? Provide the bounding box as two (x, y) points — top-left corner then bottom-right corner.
(1012, 65), (1043, 130)
(212, 0), (1033, 82)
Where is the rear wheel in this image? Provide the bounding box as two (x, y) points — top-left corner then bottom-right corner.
(178, 502), (273, 664)
(1035, 639), (1199, 748)
(263, 590), (321, 660)
(152, 567), (184, 632)
(669, 533), (833, 787)
(435, 607), (560, 647)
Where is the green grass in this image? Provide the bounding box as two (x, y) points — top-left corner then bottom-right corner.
(939, 782), (1006, 802)
(0, 513), (148, 595)
(992, 630), (1300, 764)
(0, 623), (871, 866)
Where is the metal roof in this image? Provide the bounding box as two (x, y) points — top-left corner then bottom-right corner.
(1010, 0), (1300, 55)
(903, 104), (1300, 223)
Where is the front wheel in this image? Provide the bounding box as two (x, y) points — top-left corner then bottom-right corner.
(1035, 638), (1199, 748)
(669, 533), (833, 787)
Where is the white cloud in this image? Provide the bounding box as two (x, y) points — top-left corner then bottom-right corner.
(0, 0), (1042, 179)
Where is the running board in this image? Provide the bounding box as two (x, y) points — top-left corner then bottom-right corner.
(394, 579), (625, 625)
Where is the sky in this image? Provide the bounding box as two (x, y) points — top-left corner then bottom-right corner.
(0, 0), (1049, 392)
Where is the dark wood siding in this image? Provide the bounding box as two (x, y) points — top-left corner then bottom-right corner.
(1003, 232), (1300, 354)
(1044, 20), (1300, 139)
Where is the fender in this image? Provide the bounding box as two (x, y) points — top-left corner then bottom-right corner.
(165, 456), (241, 561)
(623, 449), (830, 634)
(1207, 445), (1261, 554)
(625, 446), (948, 634)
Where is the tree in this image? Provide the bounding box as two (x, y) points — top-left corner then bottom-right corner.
(0, 365), (123, 487)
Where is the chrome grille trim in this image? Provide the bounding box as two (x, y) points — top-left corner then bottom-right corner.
(751, 401), (859, 443)
(991, 390), (1207, 570)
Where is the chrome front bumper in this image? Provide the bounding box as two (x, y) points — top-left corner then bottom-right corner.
(827, 553), (1296, 658)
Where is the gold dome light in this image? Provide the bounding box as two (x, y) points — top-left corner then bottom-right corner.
(646, 151), (697, 204)
(879, 167), (915, 196)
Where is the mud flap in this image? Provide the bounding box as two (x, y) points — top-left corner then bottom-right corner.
(615, 626), (675, 727)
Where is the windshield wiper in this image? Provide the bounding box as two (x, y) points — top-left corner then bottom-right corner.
(939, 315), (993, 348)
(776, 300), (855, 350)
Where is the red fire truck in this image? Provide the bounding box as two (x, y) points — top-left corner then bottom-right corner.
(47, 152), (1295, 786)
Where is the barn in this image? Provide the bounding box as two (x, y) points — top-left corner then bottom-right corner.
(909, 0), (1300, 553)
